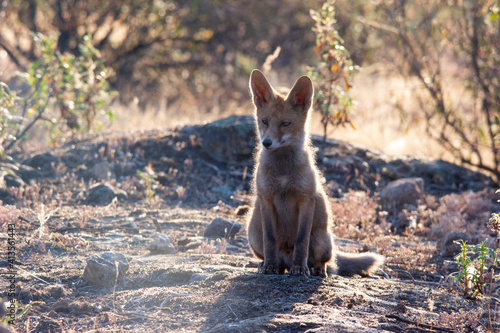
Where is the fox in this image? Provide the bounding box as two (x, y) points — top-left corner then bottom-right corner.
(247, 69), (384, 278)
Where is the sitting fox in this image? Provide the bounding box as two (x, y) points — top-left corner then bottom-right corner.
(247, 69), (384, 277)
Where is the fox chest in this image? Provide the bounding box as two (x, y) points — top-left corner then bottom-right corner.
(257, 169), (315, 197)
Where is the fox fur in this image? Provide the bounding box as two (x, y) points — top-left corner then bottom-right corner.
(247, 69), (384, 277)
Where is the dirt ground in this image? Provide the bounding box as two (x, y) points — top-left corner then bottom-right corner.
(1, 116), (499, 332)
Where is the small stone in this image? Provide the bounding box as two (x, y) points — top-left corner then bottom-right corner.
(51, 299), (72, 313)
(380, 177), (424, 208)
(82, 252), (129, 287)
(146, 233), (176, 254)
(4, 174), (25, 188)
(24, 152), (59, 172)
(85, 183), (127, 205)
(131, 236), (145, 245)
(45, 284), (69, 299)
(203, 218), (241, 238)
(177, 238), (191, 246)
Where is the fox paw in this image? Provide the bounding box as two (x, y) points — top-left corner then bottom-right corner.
(310, 266), (327, 278)
(290, 265), (310, 276)
(258, 262), (279, 275)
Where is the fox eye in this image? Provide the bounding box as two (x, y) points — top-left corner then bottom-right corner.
(262, 119), (268, 125)
(281, 122), (291, 127)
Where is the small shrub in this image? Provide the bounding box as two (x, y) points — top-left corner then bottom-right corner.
(0, 204), (21, 227)
(308, 0), (357, 143)
(198, 238), (227, 255)
(0, 33), (116, 156)
(330, 191), (388, 242)
(449, 239), (499, 298)
(425, 190), (492, 239)
(136, 164), (158, 202)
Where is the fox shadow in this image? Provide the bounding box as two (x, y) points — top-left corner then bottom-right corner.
(200, 271), (324, 332)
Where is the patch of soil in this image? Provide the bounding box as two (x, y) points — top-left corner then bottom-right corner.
(1, 116), (499, 332)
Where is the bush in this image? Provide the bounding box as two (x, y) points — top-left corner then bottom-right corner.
(0, 33), (116, 156)
(368, 0), (500, 180)
(308, 1), (357, 142)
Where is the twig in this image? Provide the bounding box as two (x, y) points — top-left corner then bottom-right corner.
(159, 293), (191, 308)
(227, 304), (238, 319)
(392, 269), (415, 280)
(199, 160), (220, 173)
(16, 266), (50, 285)
(6, 78), (55, 152)
(386, 314), (453, 332)
(378, 268), (390, 279)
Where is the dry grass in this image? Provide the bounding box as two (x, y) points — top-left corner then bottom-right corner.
(330, 190), (388, 242)
(407, 190), (494, 240)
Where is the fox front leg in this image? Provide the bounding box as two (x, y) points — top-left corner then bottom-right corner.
(290, 197), (315, 276)
(258, 196), (280, 274)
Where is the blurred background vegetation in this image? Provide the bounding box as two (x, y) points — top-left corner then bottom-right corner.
(0, 0), (499, 180)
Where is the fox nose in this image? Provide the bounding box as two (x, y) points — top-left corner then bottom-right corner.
(262, 139), (272, 148)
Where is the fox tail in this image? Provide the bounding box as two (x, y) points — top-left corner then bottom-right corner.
(329, 251), (385, 277)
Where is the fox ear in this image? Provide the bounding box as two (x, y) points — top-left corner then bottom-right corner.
(286, 76), (313, 112)
(250, 70), (275, 107)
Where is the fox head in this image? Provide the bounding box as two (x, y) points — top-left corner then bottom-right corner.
(249, 70), (313, 151)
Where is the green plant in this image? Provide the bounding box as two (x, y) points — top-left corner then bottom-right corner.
(137, 164), (158, 202)
(1, 33), (116, 155)
(1, 301), (31, 325)
(308, 0), (358, 143)
(450, 239), (499, 298)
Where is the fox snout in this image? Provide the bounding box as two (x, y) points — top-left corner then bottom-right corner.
(262, 138), (272, 148)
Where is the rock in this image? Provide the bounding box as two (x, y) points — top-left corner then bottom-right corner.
(17, 164), (41, 181)
(61, 148), (85, 168)
(51, 299), (72, 313)
(24, 152), (59, 173)
(380, 177), (424, 208)
(0, 163), (30, 188)
(204, 217), (241, 238)
(85, 183), (127, 205)
(4, 173), (25, 188)
(198, 115), (256, 163)
(44, 284), (70, 299)
(146, 233), (176, 254)
(82, 252), (129, 287)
